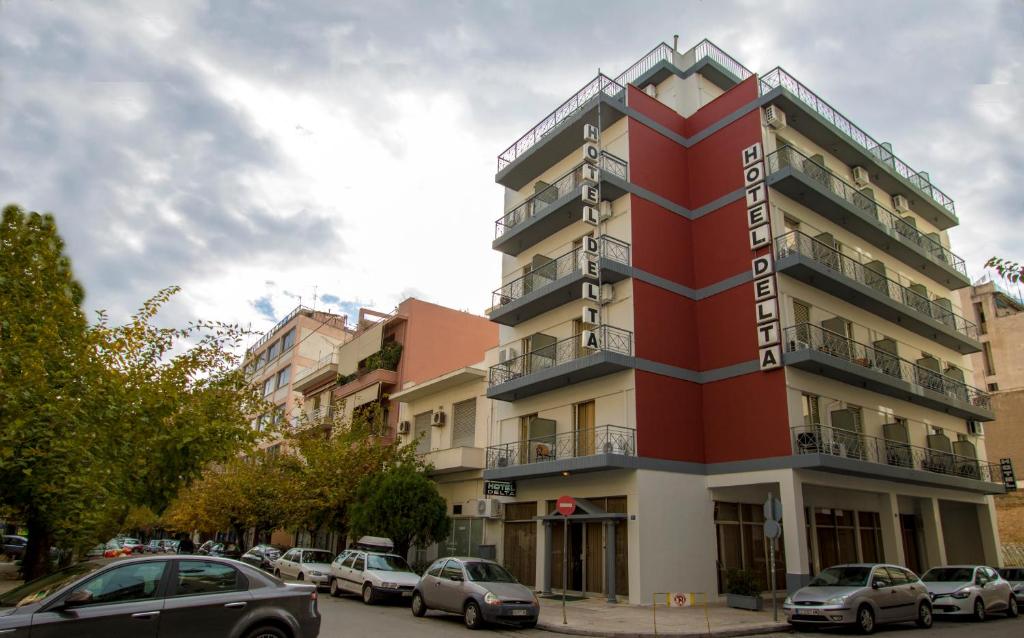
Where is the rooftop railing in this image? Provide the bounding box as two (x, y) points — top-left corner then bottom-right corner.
(488, 325), (633, 387)
(791, 423), (1001, 485)
(759, 68), (956, 216)
(783, 323), (991, 411)
(495, 151), (627, 238)
(692, 38), (753, 81)
(486, 424), (635, 469)
(767, 146), (967, 277)
(775, 231), (977, 340)
(492, 236), (631, 308)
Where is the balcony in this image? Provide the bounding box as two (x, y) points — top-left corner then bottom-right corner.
(493, 152), (629, 256)
(791, 424), (1003, 494)
(759, 68), (957, 230)
(292, 352), (340, 394)
(489, 236), (631, 326)
(766, 146), (969, 289)
(775, 231), (980, 353)
(487, 325), (634, 401)
(421, 446), (486, 475)
(783, 323), (993, 421)
(483, 425), (636, 480)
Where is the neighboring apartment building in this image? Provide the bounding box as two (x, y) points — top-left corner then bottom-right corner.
(243, 306), (352, 452)
(480, 39), (1002, 604)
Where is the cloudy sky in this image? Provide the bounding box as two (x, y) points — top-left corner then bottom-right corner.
(2, 0), (1022, 341)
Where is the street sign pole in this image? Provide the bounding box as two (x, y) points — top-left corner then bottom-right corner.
(763, 492), (783, 623)
(562, 516), (568, 625)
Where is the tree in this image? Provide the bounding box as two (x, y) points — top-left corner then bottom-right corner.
(986, 257), (1023, 284)
(122, 505), (160, 539)
(0, 204), (262, 579)
(348, 463), (451, 560)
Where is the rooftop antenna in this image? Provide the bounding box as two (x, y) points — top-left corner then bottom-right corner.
(313, 284), (319, 310)
(673, 34), (679, 51)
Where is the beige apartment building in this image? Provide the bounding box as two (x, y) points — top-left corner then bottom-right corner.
(243, 305), (352, 452)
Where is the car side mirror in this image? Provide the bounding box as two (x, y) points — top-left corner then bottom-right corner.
(871, 581), (882, 589)
(63, 590), (93, 608)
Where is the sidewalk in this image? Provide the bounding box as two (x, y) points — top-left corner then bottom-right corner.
(0, 561), (22, 595)
(537, 596), (789, 638)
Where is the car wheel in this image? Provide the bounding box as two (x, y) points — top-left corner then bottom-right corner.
(916, 602), (933, 628)
(973, 597), (986, 622)
(243, 625), (287, 638)
(855, 604), (875, 635)
(362, 583), (377, 605)
(464, 601), (484, 630)
(411, 592), (427, 617)
(1007, 595), (1019, 618)
(329, 578), (342, 597)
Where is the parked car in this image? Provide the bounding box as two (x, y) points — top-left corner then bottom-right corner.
(102, 540), (124, 559)
(241, 544), (283, 572)
(997, 567), (1024, 604)
(921, 565), (1017, 620)
(160, 539), (180, 553)
(411, 557), (539, 629)
(144, 540), (164, 554)
(207, 542), (242, 560)
(0, 555), (320, 637)
(196, 540), (216, 555)
(783, 564), (932, 634)
(85, 544), (106, 559)
(274, 548), (334, 588)
(328, 549), (420, 603)
(119, 538), (144, 554)
(2, 535), (27, 560)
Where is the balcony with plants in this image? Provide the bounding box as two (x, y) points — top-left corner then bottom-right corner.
(766, 145), (969, 289)
(489, 236), (631, 326)
(335, 341), (403, 396)
(775, 230), (980, 353)
(487, 325), (634, 401)
(782, 323), (992, 421)
(483, 425), (636, 480)
(759, 69), (957, 229)
(493, 151), (628, 256)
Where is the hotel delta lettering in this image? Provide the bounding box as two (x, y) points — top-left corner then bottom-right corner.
(743, 141), (781, 371)
(581, 122), (605, 352)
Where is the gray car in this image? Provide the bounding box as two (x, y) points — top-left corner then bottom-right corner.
(0, 555), (321, 638)
(411, 557), (539, 629)
(783, 563), (932, 634)
(997, 567), (1024, 605)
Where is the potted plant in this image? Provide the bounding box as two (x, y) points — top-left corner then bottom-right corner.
(724, 569), (764, 611)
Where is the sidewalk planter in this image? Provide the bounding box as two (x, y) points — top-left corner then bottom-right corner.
(725, 593), (764, 611)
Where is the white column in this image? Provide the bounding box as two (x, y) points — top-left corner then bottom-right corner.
(779, 471), (810, 592)
(977, 497), (1002, 567)
(919, 497), (946, 570)
(879, 492), (905, 566)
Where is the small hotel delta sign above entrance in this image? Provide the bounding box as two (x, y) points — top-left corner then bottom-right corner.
(742, 142), (782, 371)
(484, 480), (517, 497)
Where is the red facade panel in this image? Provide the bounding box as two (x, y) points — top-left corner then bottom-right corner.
(632, 280), (698, 370)
(628, 119), (689, 207)
(690, 198), (752, 289)
(626, 85), (686, 135)
(695, 284), (760, 371)
(685, 111), (761, 208)
(701, 372), (790, 463)
(634, 370), (704, 462)
(683, 76), (759, 137)
(630, 196), (694, 286)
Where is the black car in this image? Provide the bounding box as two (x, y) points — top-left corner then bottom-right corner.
(2, 535), (27, 560)
(0, 555), (321, 638)
(241, 545), (283, 572)
(207, 543), (242, 560)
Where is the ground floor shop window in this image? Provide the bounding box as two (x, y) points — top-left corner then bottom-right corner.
(714, 501), (786, 593)
(443, 518), (485, 557)
(807, 507), (883, 573)
(503, 502), (537, 587)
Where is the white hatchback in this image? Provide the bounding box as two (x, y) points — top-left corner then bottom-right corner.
(921, 565), (1018, 620)
(328, 550), (420, 604)
(273, 547), (334, 588)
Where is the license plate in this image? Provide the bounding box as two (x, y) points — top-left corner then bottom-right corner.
(512, 609), (528, 616)
(805, 609), (823, 615)
(402, 591), (412, 597)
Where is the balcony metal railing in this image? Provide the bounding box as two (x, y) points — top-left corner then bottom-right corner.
(492, 237), (631, 308)
(692, 38), (754, 81)
(775, 231), (977, 339)
(308, 406), (333, 424)
(759, 68), (955, 216)
(292, 351), (339, 387)
(783, 323), (991, 411)
(791, 423), (1001, 485)
(767, 146), (967, 277)
(495, 152), (628, 239)
(488, 325), (633, 387)
(486, 425), (636, 469)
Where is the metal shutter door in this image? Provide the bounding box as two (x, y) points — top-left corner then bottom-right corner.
(452, 399), (476, 448)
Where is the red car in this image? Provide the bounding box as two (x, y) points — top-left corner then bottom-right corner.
(120, 538), (145, 554)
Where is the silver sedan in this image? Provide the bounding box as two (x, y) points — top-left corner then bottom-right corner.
(411, 557), (539, 629)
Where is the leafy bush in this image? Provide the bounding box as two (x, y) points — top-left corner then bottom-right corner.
(725, 568), (762, 597)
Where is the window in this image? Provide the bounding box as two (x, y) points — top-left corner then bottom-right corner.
(452, 398), (477, 448)
(352, 555), (365, 571)
(426, 559), (446, 577)
(341, 554), (356, 569)
(885, 566), (910, 586)
(801, 394), (820, 425)
(267, 443), (281, 458)
(245, 362), (255, 375)
(858, 512), (883, 563)
(974, 302), (987, 334)
(282, 328), (297, 351)
(173, 561), (242, 596)
(983, 343), (996, 376)
(414, 411), (432, 455)
(263, 378), (275, 397)
(267, 340), (282, 360)
(277, 366), (291, 388)
(257, 351), (268, 369)
(988, 383), (999, 391)
(273, 404), (286, 426)
(441, 561), (463, 580)
(70, 562), (167, 605)
(714, 501), (786, 593)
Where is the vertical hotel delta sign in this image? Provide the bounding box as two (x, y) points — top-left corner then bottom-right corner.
(742, 142), (782, 371)
(580, 122), (605, 351)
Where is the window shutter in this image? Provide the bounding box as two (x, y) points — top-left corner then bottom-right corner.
(452, 399), (477, 448)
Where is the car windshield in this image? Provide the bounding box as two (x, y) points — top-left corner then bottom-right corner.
(809, 566), (872, 587)
(367, 555), (412, 572)
(465, 562), (517, 583)
(123, 538), (139, 544)
(922, 567), (975, 582)
(303, 550), (332, 563)
(0, 562), (101, 608)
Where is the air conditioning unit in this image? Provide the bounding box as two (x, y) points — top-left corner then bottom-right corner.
(475, 498), (503, 519)
(598, 200), (613, 221)
(852, 166), (870, 187)
(892, 194), (910, 212)
(643, 84), (657, 98)
(967, 421), (984, 436)
(498, 347), (519, 364)
(599, 283), (615, 304)
(431, 410), (446, 427)
(764, 104), (787, 129)
(397, 420), (411, 435)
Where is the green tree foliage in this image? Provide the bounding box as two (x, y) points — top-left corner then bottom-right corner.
(348, 463), (451, 559)
(0, 204), (262, 578)
(121, 505), (160, 538)
(986, 257), (1023, 284)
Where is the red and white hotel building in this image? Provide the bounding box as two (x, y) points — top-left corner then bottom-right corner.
(478, 39), (1003, 603)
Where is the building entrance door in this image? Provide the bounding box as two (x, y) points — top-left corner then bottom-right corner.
(900, 514), (923, 575)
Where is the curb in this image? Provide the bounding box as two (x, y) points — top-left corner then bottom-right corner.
(536, 620), (790, 638)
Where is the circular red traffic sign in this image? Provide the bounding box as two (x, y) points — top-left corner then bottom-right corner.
(555, 495), (576, 517)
